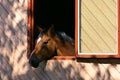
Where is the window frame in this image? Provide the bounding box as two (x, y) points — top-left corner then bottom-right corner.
(27, 0), (120, 59)
(75, 0), (120, 58)
(27, 0), (34, 58)
(27, 0), (76, 60)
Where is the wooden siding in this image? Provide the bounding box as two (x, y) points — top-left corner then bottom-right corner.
(81, 0), (117, 53)
(0, 0), (120, 80)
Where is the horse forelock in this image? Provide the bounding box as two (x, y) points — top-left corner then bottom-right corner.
(37, 28), (47, 43)
(38, 28), (47, 37)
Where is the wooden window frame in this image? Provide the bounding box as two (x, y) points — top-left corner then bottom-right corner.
(75, 0), (120, 58)
(27, 0), (75, 60)
(28, 0), (120, 59)
(28, 0), (34, 59)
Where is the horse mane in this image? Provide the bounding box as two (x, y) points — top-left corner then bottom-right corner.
(55, 31), (74, 45)
(37, 28), (74, 45)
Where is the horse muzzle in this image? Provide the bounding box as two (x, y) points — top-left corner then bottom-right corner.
(29, 55), (40, 68)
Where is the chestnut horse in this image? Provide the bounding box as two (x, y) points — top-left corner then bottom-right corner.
(29, 26), (75, 68)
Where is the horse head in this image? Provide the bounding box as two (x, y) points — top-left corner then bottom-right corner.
(29, 26), (57, 68)
(29, 25), (75, 68)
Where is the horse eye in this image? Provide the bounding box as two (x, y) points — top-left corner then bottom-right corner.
(43, 41), (48, 45)
(43, 39), (50, 45)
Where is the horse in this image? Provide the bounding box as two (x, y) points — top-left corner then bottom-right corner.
(29, 25), (75, 68)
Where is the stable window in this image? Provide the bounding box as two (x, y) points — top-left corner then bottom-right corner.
(28, 0), (120, 59)
(28, 0), (75, 59)
(76, 0), (120, 58)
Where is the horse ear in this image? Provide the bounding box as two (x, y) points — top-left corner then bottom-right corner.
(47, 24), (55, 37)
(37, 26), (43, 33)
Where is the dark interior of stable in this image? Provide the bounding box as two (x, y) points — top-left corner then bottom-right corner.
(34, 0), (75, 40)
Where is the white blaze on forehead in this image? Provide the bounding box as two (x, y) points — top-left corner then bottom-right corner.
(37, 37), (42, 43)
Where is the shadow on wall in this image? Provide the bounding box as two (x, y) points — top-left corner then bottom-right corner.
(11, 60), (120, 80)
(0, 50), (120, 80)
(0, 0), (28, 80)
(0, 54), (13, 80)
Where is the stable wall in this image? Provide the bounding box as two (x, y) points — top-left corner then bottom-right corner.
(0, 0), (120, 80)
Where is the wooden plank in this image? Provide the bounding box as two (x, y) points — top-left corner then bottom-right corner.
(81, 0), (117, 53)
(0, 4), (8, 18)
(1, 0), (27, 21)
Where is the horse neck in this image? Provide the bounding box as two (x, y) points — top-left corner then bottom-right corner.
(53, 36), (75, 56)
